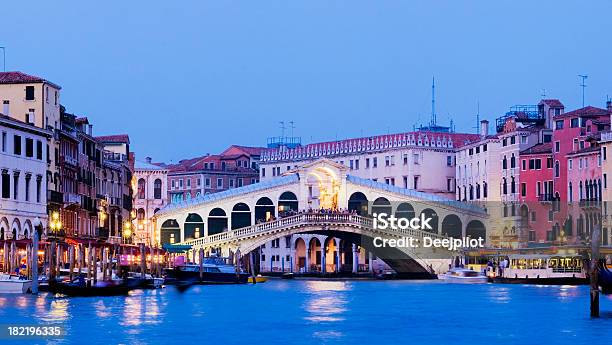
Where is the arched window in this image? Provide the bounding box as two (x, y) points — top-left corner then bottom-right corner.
(154, 179), (162, 199)
(137, 178), (146, 199)
(554, 161), (560, 178)
(511, 177), (516, 194)
(502, 156), (507, 170)
(502, 178), (508, 195)
(510, 154), (516, 169)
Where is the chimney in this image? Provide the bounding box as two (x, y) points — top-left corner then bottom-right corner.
(480, 120), (489, 138)
(145, 157), (152, 164)
(607, 100), (612, 112)
(88, 124), (93, 136)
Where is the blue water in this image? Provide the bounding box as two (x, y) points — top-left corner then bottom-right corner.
(0, 280), (611, 345)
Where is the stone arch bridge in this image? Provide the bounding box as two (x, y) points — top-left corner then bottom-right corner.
(155, 159), (489, 275)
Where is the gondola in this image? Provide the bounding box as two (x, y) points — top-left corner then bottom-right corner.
(598, 260), (612, 294)
(48, 279), (131, 297)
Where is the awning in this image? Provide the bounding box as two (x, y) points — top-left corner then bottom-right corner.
(163, 244), (192, 253)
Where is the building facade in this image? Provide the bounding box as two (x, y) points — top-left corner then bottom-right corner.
(134, 158), (168, 246)
(166, 145), (262, 204)
(0, 115), (51, 240)
(260, 131), (480, 199)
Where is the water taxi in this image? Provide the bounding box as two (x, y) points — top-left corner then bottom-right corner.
(439, 267), (488, 283)
(164, 257), (250, 284)
(0, 274), (32, 293)
(488, 254), (588, 285)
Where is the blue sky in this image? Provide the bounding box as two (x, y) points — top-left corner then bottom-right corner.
(2, 1), (611, 162)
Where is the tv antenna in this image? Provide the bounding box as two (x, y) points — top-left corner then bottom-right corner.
(431, 76), (437, 126)
(288, 121), (295, 138)
(0, 47), (5, 72)
(473, 101), (480, 134)
(578, 75), (588, 107)
(541, 88), (546, 99)
(279, 121), (285, 139)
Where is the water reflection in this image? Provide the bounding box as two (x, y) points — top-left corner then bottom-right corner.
(486, 286), (511, 303)
(120, 291), (163, 329)
(303, 281), (350, 341)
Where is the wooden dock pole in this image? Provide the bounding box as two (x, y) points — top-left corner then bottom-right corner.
(69, 246), (75, 281)
(249, 252), (256, 285)
(590, 224), (601, 318)
(140, 243), (146, 279)
(199, 248), (204, 281)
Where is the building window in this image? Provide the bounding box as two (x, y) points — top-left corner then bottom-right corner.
(1, 132), (6, 152)
(217, 178), (223, 188)
(555, 141), (560, 153)
(373, 157), (378, 168)
(521, 183), (526, 197)
(261, 168), (266, 177)
(554, 161), (560, 178)
(36, 176), (41, 203)
(403, 154), (408, 165)
(154, 179), (162, 199)
(555, 120), (564, 130)
(237, 178), (243, 187)
(229, 179), (234, 188)
(205, 178), (211, 188)
(570, 118), (579, 128)
(25, 138), (33, 158)
(447, 178), (452, 192)
(365, 158), (370, 168)
(25, 174), (31, 201)
(413, 176), (419, 189)
(13, 172), (19, 199)
(13, 135), (21, 155)
(36, 140), (43, 160)
(1, 171), (9, 198)
(25, 86), (35, 101)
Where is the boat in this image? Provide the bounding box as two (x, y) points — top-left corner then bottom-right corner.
(164, 257), (250, 284)
(488, 254), (588, 285)
(598, 261), (612, 294)
(247, 275), (268, 283)
(48, 277), (131, 297)
(0, 274), (33, 294)
(375, 271), (397, 280)
(281, 272), (294, 279)
(126, 273), (164, 289)
(439, 267), (488, 283)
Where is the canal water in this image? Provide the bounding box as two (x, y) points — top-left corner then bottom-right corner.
(1, 280), (611, 345)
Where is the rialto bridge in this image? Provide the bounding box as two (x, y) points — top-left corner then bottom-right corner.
(154, 159), (490, 276)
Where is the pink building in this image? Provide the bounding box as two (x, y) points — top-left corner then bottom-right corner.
(552, 105), (611, 201)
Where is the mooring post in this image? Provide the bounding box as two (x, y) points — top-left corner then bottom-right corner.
(140, 243), (146, 279)
(250, 252), (256, 284)
(590, 224), (601, 318)
(199, 248), (204, 281)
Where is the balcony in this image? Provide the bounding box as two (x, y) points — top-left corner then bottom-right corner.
(47, 190), (64, 204)
(64, 192), (82, 205)
(60, 155), (78, 167)
(537, 194), (554, 202)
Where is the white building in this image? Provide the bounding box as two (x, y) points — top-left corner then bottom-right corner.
(0, 115), (51, 240)
(259, 131), (480, 200)
(134, 157), (168, 246)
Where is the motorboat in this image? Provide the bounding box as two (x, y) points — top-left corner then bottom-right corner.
(0, 274), (33, 294)
(126, 272), (164, 289)
(440, 267), (488, 283)
(48, 277), (131, 297)
(598, 261), (612, 294)
(164, 257), (250, 284)
(247, 275), (268, 283)
(488, 254), (588, 285)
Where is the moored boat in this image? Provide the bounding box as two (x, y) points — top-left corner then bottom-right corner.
(440, 268), (488, 283)
(247, 275), (268, 283)
(48, 277), (131, 297)
(489, 254), (588, 285)
(0, 274), (33, 294)
(598, 261), (612, 294)
(164, 257), (250, 284)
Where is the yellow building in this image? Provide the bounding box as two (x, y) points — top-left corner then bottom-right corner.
(0, 71), (62, 193)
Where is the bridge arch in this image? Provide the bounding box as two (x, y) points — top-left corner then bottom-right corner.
(441, 214), (462, 239)
(278, 191), (298, 214)
(372, 197), (391, 215)
(348, 192), (368, 215)
(294, 237), (307, 271)
(308, 237), (322, 271)
(208, 208), (228, 235)
(231, 203), (251, 230)
(184, 213), (204, 240)
(466, 220), (486, 240)
(420, 208), (439, 234)
(255, 197), (275, 223)
(396, 202), (415, 220)
(160, 219), (181, 245)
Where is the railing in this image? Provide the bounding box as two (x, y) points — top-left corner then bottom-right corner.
(64, 192), (82, 205)
(181, 212), (450, 249)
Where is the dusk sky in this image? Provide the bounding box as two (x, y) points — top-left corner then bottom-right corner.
(2, 1), (611, 162)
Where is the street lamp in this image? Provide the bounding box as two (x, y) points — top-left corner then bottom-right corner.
(123, 220), (132, 243)
(49, 211), (62, 233)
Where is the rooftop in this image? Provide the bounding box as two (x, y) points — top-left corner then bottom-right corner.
(0, 71), (61, 89)
(540, 99), (564, 108)
(554, 106), (611, 119)
(96, 134), (130, 144)
(135, 160), (166, 171)
(520, 142), (552, 155)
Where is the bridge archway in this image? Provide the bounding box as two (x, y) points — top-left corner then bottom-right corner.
(466, 220), (486, 240)
(396, 202), (415, 220)
(184, 213), (204, 240)
(324, 237), (339, 272)
(294, 237), (307, 271)
(208, 208), (228, 235)
(441, 214), (462, 239)
(420, 208), (439, 234)
(255, 197), (275, 223)
(160, 219), (180, 245)
(372, 197), (391, 215)
(308, 237), (322, 271)
(348, 192), (368, 215)
(278, 191), (298, 215)
(231, 203), (251, 230)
